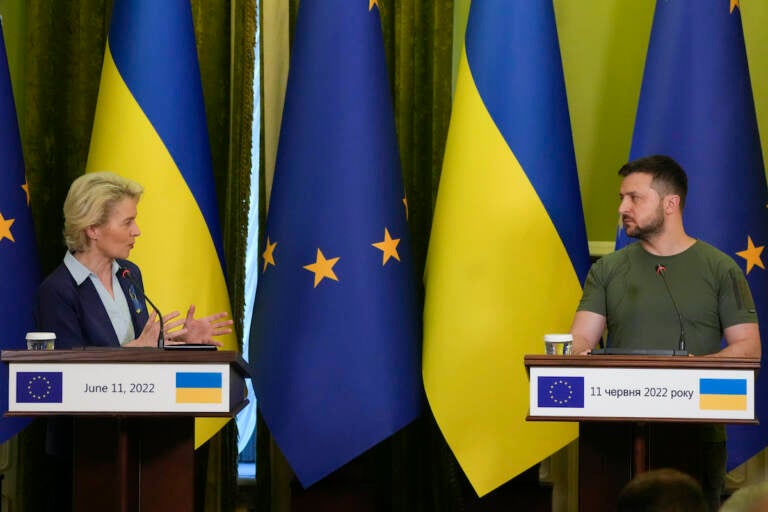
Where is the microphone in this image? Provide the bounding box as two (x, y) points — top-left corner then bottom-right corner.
(119, 267), (164, 348)
(655, 264), (686, 354)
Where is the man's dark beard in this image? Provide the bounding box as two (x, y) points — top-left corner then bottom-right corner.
(624, 205), (665, 241)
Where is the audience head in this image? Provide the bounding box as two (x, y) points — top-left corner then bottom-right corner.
(720, 481), (768, 512)
(616, 468), (707, 512)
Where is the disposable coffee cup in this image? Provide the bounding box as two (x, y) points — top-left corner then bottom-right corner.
(544, 334), (573, 355)
(26, 332), (55, 351)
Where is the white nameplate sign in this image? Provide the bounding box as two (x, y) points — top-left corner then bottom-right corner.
(8, 363), (231, 414)
(529, 366), (755, 421)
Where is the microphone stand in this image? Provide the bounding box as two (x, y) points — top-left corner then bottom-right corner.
(655, 264), (687, 355)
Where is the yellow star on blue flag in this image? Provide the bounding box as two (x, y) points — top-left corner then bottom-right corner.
(302, 249), (340, 287)
(736, 236), (765, 274)
(372, 228), (400, 265)
(0, 212), (14, 243)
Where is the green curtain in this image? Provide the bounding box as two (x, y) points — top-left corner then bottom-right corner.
(381, 1), (462, 510)
(10, 1), (254, 510)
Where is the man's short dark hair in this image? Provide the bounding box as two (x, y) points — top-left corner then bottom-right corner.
(619, 155), (688, 209)
(616, 468), (707, 512)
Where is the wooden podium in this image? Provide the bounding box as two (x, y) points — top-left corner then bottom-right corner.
(525, 354), (759, 512)
(1, 348), (250, 512)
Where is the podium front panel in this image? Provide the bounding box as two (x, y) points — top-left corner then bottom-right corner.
(529, 365), (755, 422)
(7, 362), (235, 414)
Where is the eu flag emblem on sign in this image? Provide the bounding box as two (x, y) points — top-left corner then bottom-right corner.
(537, 377), (584, 408)
(16, 372), (63, 403)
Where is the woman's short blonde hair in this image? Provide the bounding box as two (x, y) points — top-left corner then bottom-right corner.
(63, 172), (143, 252)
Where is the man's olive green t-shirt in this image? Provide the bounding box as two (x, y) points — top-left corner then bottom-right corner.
(578, 241), (757, 442)
(578, 240), (757, 355)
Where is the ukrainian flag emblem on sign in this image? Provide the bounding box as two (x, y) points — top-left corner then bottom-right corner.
(699, 378), (747, 411)
(176, 372), (222, 404)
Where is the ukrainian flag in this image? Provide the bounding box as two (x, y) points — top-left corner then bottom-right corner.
(423, 1), (590, 496)
(699, 378), (748, 411)
(86, 0), (236, 446)
(176, 372), (223, 404)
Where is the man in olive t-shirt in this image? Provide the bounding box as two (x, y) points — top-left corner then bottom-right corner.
(569, 155), (760, 512)
(578, 240), (757, 355)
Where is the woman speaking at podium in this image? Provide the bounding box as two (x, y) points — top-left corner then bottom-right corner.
(34, 171), (233, 348)
(33, 172), (233, 512)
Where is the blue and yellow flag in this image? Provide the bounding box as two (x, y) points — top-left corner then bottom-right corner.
(86, 0), (236, 446)
(625, 0), (768, 470)
(250, 0), (421, 487)
(423, 1), (590, 495)
(0, 19), (39, 443)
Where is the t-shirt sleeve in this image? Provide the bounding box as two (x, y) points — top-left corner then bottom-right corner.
(577, 260), (607, 316)
(718, 265), (758, 327)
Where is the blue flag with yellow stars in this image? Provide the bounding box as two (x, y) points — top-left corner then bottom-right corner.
(249, 0), (421, 486)
(624, 0), (768, 469)
(0, 20), (39, 443)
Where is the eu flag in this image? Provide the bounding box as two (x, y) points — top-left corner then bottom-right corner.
(16, 372), (63, 404)
(625, 0), (768, 469)
(249, 1), (421, 486)
(423, 0), (589, 495)
(537, 377), (585, 409)
(0, 20), (39, 443)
